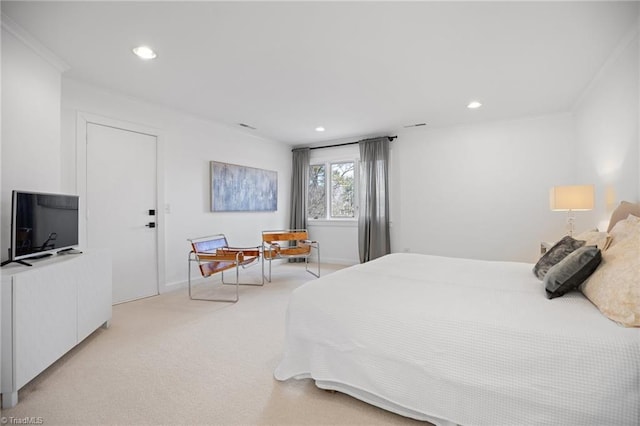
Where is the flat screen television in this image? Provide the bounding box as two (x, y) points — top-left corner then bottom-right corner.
(4, 190), (80, 266)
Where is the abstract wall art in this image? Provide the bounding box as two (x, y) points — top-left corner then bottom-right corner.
(210, 161), (278, 212)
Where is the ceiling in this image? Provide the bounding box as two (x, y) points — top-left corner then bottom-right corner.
(2, 1), (638, 145)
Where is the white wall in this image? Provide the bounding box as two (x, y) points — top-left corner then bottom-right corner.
(1, 26), (62, 260)
(312, 114), (578, 265)
(391, 114), (576, 263)
(573, 25), (639, 229)
(61, 79), (291, 288)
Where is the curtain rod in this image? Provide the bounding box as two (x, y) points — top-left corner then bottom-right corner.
(293, 135), (397, 152)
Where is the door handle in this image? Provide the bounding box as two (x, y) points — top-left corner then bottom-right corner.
(145, 222), (156, 228)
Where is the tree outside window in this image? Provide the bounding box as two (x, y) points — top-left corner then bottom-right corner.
(308, 164), (326, 219)
(308, 161), (356, 220)
(331, 162), (354, 217)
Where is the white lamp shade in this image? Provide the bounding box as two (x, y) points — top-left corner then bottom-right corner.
(550, 185), (595, 211)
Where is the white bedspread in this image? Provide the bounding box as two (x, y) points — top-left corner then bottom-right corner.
(274, 253), (640, 426)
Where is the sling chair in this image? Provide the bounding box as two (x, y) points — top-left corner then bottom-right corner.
(261, 229), (320, 282)
(188, 234), (262, 303)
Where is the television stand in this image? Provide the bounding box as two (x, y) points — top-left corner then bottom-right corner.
(1, 249), (112, 408)
(57, 248), (83, 255)
(1, 248), (54, 267)
(0, 259), (32, 267)
(28, 253), (53, 260)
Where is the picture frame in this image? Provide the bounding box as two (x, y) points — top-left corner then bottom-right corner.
(210, 161), (278, 212)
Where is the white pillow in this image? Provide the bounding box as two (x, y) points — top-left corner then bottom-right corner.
(581, 216), (640, 327)
(573, 229), (610, 250)
(607, 201), (640, 232)
(608, 214), (640, 249)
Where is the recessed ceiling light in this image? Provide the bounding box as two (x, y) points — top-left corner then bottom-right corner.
(315, 126), (325, 132)
(467, 101), (482, 109)
(132, 46), (157, 60)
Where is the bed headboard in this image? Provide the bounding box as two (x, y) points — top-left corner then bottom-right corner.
(607, 201), (640, 232)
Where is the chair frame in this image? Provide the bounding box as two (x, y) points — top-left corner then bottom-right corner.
(188, 234), (262, 303)
(261, 229), (320, 282)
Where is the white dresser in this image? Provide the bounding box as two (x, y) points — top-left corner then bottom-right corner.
(1, 249), (112, 408)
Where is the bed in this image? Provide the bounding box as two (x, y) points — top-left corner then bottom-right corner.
(274, 206), (640, 426)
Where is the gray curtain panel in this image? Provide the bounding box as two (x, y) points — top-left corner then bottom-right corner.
(358, 137), (391, 263)
(290, 148), (310, 262)
(290, 148), (309, 229)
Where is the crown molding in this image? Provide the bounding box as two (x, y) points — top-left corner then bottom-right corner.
(1, 12), (70, 73)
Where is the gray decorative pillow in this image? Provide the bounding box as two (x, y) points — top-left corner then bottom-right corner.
(533, 236), (585, 280)
(544, 246), (602, 299)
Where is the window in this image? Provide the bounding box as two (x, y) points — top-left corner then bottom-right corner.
(330, 162), (355, 217)
(308, 164), (326, 219)
(308, 160), (357, 220)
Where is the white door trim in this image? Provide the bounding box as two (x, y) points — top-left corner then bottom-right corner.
(76, 111), (166, 295)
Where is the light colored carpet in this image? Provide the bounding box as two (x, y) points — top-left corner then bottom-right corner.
(1, 263), (426, 425)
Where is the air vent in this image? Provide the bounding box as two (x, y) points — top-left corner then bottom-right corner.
(238, 123), (257, 130)
(403, 123), (427, 128)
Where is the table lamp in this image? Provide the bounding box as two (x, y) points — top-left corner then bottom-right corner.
(550, 185), (595, 236)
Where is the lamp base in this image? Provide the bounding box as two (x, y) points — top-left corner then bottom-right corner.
(566, 210), (575, 237)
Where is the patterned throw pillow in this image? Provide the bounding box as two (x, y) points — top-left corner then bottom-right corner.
(544, 246), (602, 299)
(533, 236), (585, 280)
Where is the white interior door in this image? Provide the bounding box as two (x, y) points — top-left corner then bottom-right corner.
(86, 123), (158, 304)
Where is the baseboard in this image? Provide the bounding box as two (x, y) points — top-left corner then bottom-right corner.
(320, 257), (358, 266)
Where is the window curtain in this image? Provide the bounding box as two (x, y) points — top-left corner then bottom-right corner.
(358, 137), (390, 263)
(290, 148), (310, 262)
